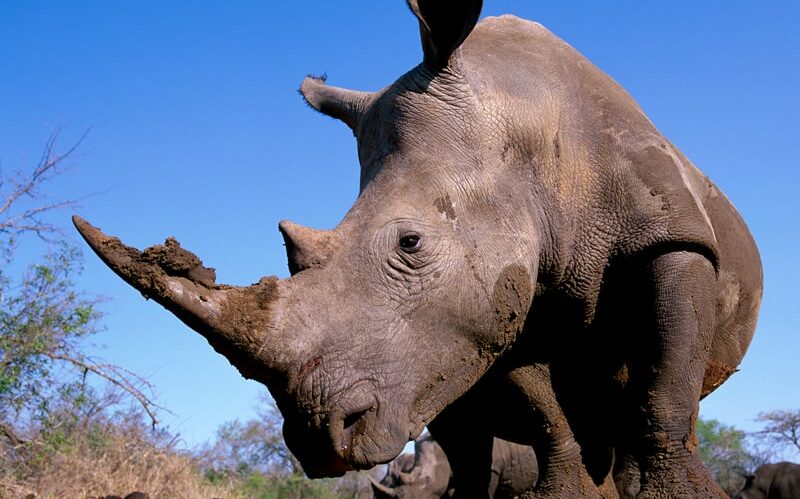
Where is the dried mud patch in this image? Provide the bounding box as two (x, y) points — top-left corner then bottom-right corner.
(492, 264), (532, 348)
(140, 237), (216, 287)
(702, 360), (737, 397)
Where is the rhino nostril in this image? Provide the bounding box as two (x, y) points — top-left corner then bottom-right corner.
(343, 407), (369, 431)
(340, 404), (374, 458)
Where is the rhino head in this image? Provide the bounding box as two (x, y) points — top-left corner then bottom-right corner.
(76, 0), (539, 477)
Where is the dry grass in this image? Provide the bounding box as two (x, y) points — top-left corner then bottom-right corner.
(0, 416), (242, 499)
(0, 402), (381, 499)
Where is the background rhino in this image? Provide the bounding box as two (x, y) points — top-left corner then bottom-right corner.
(75, 0), (762, 497)
(371, 434), (452, 499)
(733, 462), (800, 499)
(371, 434), (537, 498)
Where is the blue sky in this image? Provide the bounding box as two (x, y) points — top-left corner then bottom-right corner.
(2, 1), (798, 451)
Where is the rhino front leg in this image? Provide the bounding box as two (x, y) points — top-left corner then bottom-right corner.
(428, 390), (495, 499)
(630, 251), (724, 498)
(502, 364), (605, 499)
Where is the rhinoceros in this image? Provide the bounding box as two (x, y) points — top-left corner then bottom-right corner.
(74, 1), (762, 497)
(371, 433), (453, 499)
(733, 462), (800, 499)
(371, 434), (538, 499)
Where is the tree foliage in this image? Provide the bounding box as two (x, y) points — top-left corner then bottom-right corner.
(0, 130), (158, 443)
(1, 242), (99, 420)
(696, 418), (757, 495)
(200, 394), (300, 477)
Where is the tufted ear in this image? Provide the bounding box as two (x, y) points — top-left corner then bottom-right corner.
(299, 75), (374, 131)
(407, 0), (483, 70)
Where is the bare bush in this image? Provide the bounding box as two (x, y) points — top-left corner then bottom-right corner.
(0, 130), (161, 431)
(754, 409), (800, 460)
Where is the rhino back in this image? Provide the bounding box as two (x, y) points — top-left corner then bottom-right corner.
(460, 15), (759, 328)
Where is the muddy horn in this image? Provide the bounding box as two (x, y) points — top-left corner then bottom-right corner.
(72, 216), (288, 385)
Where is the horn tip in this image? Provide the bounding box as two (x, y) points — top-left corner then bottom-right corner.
(72, 215), (144, 273)
(71, 214), (90, 234)
(72, 215), (111, 249)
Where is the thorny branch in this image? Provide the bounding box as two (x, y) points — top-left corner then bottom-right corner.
(45, 353), (164, 428)
(0, 128), (89, 240)
(755, 409), (800, 455)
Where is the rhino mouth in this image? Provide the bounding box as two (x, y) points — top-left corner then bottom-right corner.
(282, 413), (353, 478)
(316, 389), (411, 474)
(282, 373), (397, 477)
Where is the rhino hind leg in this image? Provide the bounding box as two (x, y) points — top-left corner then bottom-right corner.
(628, 251), (725, 498)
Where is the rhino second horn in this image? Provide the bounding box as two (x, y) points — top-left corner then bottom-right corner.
(278, 220), (339, 275)
(72, 216), (287, 385)
(299, 76), (374, 131)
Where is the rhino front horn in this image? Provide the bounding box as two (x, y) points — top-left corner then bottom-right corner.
(72, 216), (287, 384)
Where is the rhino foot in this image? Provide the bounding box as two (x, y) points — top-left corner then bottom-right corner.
(636, 456), (726, 499)
(522, 460), (605, 499)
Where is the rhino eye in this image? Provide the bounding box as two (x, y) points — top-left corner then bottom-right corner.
(398, 233), (422, 253)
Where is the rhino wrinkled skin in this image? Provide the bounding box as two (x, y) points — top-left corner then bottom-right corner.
(75, 1), (762, 497)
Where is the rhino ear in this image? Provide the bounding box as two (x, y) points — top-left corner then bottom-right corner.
(407, 0), (483, 69)
(299, 75), (373, 131)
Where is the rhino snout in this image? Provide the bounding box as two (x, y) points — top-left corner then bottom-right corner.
(287, 374), (411, 476)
